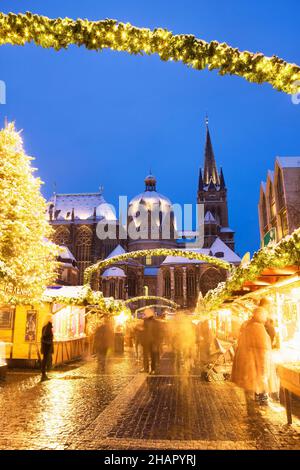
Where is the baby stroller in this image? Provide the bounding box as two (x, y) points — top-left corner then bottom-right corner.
(200, 338), (236, 382)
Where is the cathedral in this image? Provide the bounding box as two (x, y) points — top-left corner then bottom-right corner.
(49, 120), (240, 309)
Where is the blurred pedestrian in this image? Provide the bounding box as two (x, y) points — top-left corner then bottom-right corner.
(198, 319), (214, 364)
(132, 319), (144, 362)
(231, 307), (278, 405)
(171, 313), (196, 373)
(141, 309), (161, 374)
(259, 297), (277, 347)
(40, 314), (54, 382)
(94, 317), (114, 371)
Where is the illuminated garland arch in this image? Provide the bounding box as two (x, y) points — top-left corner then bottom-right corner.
(204, 226), (300, 310)
(84, 248), (231, 285)
(124, 295), (179, 308)
(135, 304), (176, 314)
(0, 12), (299, 94)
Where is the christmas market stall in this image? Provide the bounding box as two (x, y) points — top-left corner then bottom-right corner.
(0, 285), (125, 368)
(203, 227), (300, 422)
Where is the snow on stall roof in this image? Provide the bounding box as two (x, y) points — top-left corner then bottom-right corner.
(43, 285), (86, 299)
(276, 157), (300, 168)
(102, 267), (126, 278)
(43, 285), (118, 306)
(48, 192), (117, 221)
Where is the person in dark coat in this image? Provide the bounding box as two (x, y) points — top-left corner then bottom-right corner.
(94, 317), (114, 371)
(41, 314), (54, 382)
(141, 309), (161, 374)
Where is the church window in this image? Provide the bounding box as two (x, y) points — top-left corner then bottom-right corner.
(200, 268), (223, 296)
(53, 226), (71, 247)
(187, 272), (196, 297)
(118, 282), (123, 299)
(276, 169), (285, 210)
(261, 194), (268, 230)
(164, 273), (171, 297)
(269, 184), (276, 220)
(109, 282), (115, 297)
(128, 278), (136, 297)
(75, 226), (92, 283)
(175, 272), (183, 297)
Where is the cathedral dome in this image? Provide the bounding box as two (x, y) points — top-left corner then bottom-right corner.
(128, 173), (172, 213)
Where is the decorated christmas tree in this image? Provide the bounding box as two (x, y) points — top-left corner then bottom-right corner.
(0, 122), (58, 304)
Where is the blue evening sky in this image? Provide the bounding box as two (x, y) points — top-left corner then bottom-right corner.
(0, 0), (299, 256)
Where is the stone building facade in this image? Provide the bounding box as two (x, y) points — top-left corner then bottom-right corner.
(48, 121), (240, 309)
(258, 157), (300, 245)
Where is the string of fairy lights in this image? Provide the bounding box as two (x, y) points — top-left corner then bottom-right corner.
(204, 227), (300, 310)
(0, 12), (299, 94)
(124, 295), (179, 308)
(84, 248), (231, 285)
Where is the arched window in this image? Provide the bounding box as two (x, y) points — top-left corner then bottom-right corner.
(269, 184), (276, 220)
(175, 271), (183, 297)
(109, 281), (115, 297)
(187, 271), (196, 297)
(200, 268), (223, 296)
(75, 226), (92, 283)
(276, 169), (285, 210)
(164, 272), (171, 297)
(261, 194), (268, 230)
(128, 277), (136, 297)
(118, 281), (123, 300)
(53, 226), (71, 247)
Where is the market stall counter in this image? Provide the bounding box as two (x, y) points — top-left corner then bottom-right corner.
(278, 363), (300, 424)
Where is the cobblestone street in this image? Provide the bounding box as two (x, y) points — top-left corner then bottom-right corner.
(1, 351), (300, 450)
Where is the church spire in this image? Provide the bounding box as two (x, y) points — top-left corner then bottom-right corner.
(198, 168), (204, 191)
(220, 167), (226, 189)
(203, 117), (220, 186)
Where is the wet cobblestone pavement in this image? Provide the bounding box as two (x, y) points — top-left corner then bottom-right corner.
(1, 351), (300, 450)
(0, 353), (139, 450)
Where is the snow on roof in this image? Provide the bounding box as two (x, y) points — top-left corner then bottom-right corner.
(102, 267), (126, 278)
(106, 244), (126, 259)
(43, 285), (86, 299)
(220, 227), (234, 233)
(162, 248), (211, 265)
(267, 170), (274, 182)
(210, 238), (241, 263)
(261, 181), (266, 192)
(58, 245), (76, 261)
(129, 190), (172, 208)
(48, 192), (117, 221)
(276, 157), (300, 169)
(162, 238), (241, 265)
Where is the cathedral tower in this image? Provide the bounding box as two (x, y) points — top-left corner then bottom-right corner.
(197, 118), (235, 250)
